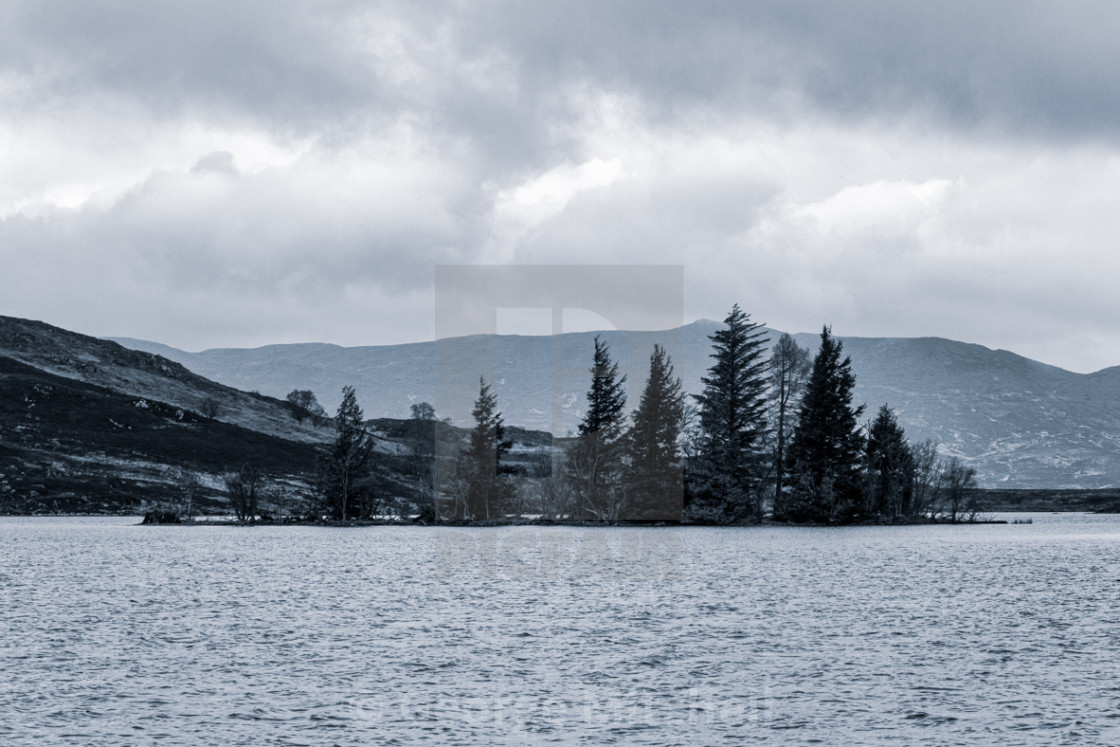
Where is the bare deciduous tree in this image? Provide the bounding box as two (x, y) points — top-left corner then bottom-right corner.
(226, 463), (263, 523)
(769, 333), (811, 518)
(909, 440), (941, 519)
(199, 396), (222, 419)
(287, 389), (328, 424)
(407, 402), (438, 523)
(940, 457), (978, 523)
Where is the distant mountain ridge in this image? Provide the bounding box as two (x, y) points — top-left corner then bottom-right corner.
(111, 322), (1120, 490)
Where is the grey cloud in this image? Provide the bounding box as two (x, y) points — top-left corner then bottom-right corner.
(8, 0), (1120, 174)
(191, 151), (237, 175)
(1, 1), (381, 132)
(6, 1), (1111, 148)
(0, 1), (563, 174)
(0, 146), (480, 307)
(455, 0), (1120, 141)
(0, 199), (441, 350)
(4, 1), (1120, 373)
(511, 171), (779, 265)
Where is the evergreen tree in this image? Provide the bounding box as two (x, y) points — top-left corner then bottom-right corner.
(579, 336), (628, 440)
(626, 344), (685, 520)
(407, 402), (438, 523)
(321, 385), (374, 520)
(864, 404), (914, 519)
(460, 377), (511, 520)
(689, 305), (770, 522)
(569, 336), (628, 519)
(785, 326), (865, 523)
(769, 333), (811, 519)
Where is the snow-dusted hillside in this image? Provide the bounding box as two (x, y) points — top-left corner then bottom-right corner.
(113, 322), (1120, 490)
(793, 335), (1120, 489)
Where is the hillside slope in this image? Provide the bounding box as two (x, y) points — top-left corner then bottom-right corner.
(1, 316), (325, 445)
(0, 355), (319, 514)
(0, 316), (557, 514)
(789, 334), (1120, 489)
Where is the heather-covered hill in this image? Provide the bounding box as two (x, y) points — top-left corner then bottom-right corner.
(0, 355), (319, 514)
(1, 316), (325, 445)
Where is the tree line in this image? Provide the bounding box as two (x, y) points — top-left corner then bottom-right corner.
(212, 305), (980, 525)
(434, 304), (980, 525)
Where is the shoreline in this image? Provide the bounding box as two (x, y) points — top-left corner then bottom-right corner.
(4, 508), (1113, 524)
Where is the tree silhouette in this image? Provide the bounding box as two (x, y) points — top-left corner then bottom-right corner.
(320, 385), (374, 520)
(864, 404), (914, 519)
(786, 326), (865, 523)
(570, 336), (628, 520)
(460, 377), (511, 520)
(626, 344), (685, 520)
(769, 333), (811, 519)
(690, 305), (770, 522)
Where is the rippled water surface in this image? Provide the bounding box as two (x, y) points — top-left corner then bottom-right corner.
(3, 514), (1120, 745)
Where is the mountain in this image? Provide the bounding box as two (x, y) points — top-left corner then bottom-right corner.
(784, 334), (1120, 489)
(110, 324), (717, 430)
(0, 316), (549, 514)
(113, 322), (1120, 490)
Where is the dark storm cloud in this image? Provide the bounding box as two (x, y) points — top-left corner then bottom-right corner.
(9, 1), (1120, 147)
(0, 0), (559, 173)
(0, 1), (376, 129)
(454, 0), (1120, 141)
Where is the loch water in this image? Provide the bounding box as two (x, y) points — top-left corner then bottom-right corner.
(2, 514), (1119, 745)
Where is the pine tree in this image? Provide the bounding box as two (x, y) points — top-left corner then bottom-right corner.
(407, 402), (438, 523)
(786, 326), (865, 523)
(321, 385), (374, 520)
(461, 377), (511, 520)
(579, 336), (628, 441)
(626, 344), (685, 520)
(864, 404), (914, 519)
(769, 333), (811, 519)
(690, 305), (771, 522)
(569, 336), (627, 519)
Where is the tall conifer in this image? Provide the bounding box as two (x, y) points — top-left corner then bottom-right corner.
(786, 326), (865, 523)
(627, 344), (684, 520)
(690, 305), (770, 522)
(321, 385), (374, 520)
(865, 404), (914, 518)
(462, 377), (511, 520)
(570, 336), (628, 519)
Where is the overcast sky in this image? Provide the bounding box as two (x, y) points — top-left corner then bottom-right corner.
(2, 1), (1119, 372)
